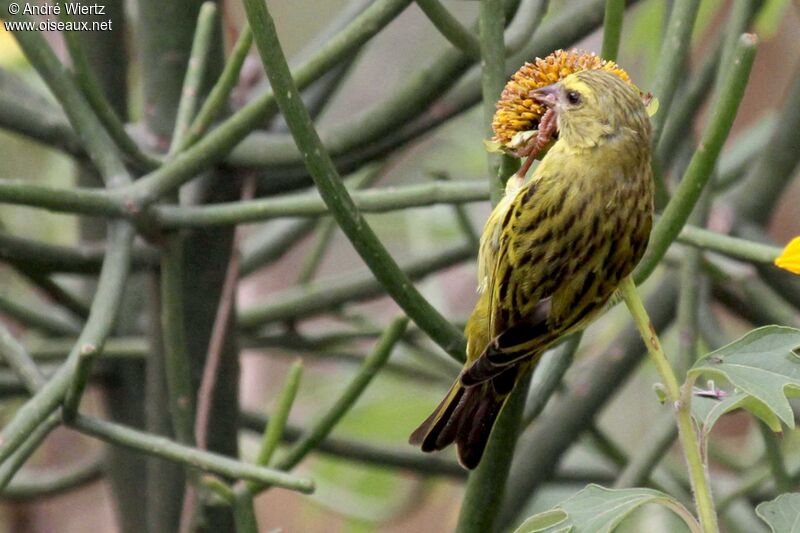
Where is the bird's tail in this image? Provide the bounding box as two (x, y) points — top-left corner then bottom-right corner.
(409, 366), (518, 469)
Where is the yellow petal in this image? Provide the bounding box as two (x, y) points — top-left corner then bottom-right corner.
(775, 236), (800, 274)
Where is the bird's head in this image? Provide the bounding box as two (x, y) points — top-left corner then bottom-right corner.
(532, 69), (651, 150)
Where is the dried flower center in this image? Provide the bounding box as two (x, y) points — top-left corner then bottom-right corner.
(492, 49), (632, 150)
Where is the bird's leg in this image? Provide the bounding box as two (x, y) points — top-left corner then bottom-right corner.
(514, 107), (557, 180)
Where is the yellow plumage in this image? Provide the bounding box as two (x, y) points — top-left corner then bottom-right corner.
(410, 69), (654, 469)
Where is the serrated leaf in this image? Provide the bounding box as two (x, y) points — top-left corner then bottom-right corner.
(692, 391), (782, 435)
(688, 326), (800, 428)
(756, 493), (800, 532)
(513, 485), (696, 533)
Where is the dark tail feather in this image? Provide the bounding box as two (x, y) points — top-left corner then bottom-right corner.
(409, 367), (518, 469)
(454, 385), (507, 469)
(409, 380), (465, 451)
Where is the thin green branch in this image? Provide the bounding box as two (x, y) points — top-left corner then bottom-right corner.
(613, 411), (677, 488)
(16, 271), (90, 320)
(522, 332), (581, 426)
(656, 39), (721, 168)
(503, 0), (548, 55)
(676, 225), (780, 264)
(648, 0), (701, 143)
(68, 413), (314, 493)
(0, 412), (60, 491)
(156, 180), (488, 228)
(240, 409), (464, 478)
(62, 222), (135, 417)
(241, 0), (465, 360)
(0, 231), (157, 275)
(57, 2), (161, 170)
(184, 25), (253, 149)
(0, 321), (47, 391)
(125, 0), (413, 206)
(733, 63), (800, 223)
(618, 276), (717, 533)
(170, 2), (217, 155)
(0, 180), (124, 217)
(249, 362), (302, 476)
(0, 222), (133, 463)
(297, 164), (385, 284)
(416, 0), (481, 58)
(240, 219), (319, 277)
(600, 0), (625, 60)
(714, 113), (775, 192)
(226, 0), (612, 173)
(0, 294), (80, 337)
(635, 34), (757, 283)
(271, 317), (408, 474)
(238, 243), (472, 333)
(3, 456), (103, 500)
(0, 68), (83, 157)
(479, 0), (507, 203)
(160, 235), (197, 445)
(0, 0), (130, 186)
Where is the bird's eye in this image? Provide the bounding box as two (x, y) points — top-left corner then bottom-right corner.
(566, 90), (581, 105)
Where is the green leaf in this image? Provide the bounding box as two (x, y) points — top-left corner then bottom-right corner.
(513, 509), (568, 532)
(756, 493), (800, 532)
(688, 326), (800, 428)
(692, 391), (782, 435)
(513, 485), (697, 533)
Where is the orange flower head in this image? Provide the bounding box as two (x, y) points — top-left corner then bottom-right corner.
(491, 49), (633, 152)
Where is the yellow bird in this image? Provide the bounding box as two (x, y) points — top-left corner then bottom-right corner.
(410, 69), (654, 469)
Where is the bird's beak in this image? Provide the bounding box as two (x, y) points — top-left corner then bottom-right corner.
(532, 84), (558, 108)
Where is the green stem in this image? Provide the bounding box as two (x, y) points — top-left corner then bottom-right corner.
(618, 276), (718, 533)
(0, 321), (47, 391)
(416, 0), (481, 58)
(57, 2), (160, 170)
(160, 235), (197, 445)
(170, 2), (217, 155)
(184, 25), (253, 149)
(3, 456), (102, 500)
(503, 0), (548, 55)
(635, 34), (757, 283)
(156, 180), (488, 228)
(238, 244), (472, 336)
(240, 409), (465, 478)
(241, 0), (466, 360)
(240, 219), (319, 277)
(0, 294), (80, 337)
(0, 231), (157, 274)
(0, 179), (124, 217)
(522, 332), (581, 426)
(63, 222), (135, 418)
(248, 362), (303, 481)
(67, 413), (314, 493)
(270, 317), (408, 474)
(0, 413), (60, 490)
(613, 411), (677, 488)
(676, 225), (780, 264)
(0, 0), (130, 186)
(648, 0), (701, 143)
(126, 0), (413, 206)
(479, 0), (507, 203)
(600, 0), (625, 60)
